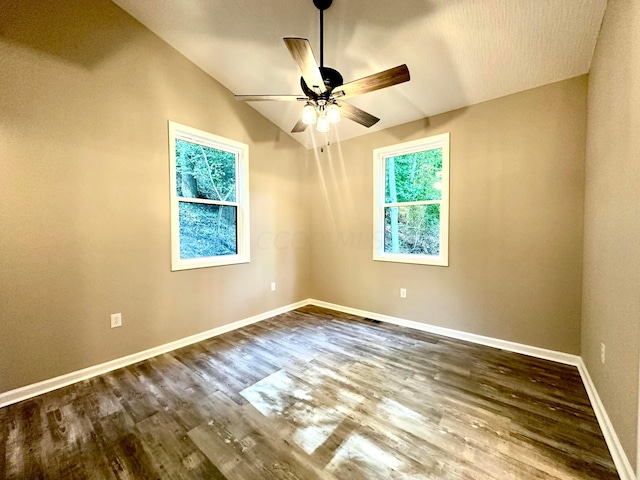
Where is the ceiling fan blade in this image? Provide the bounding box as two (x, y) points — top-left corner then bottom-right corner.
(334, 64), (410, 99)
(338, 101), (380, 128)
(283, 37), (326, 94)
(291, 117), (309, 133)
(235, 95), (308, 102)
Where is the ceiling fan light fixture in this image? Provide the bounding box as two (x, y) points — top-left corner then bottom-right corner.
(302, 103), (317, 125)
(316, 113), (330, 133)
(326, 103), (341, 124)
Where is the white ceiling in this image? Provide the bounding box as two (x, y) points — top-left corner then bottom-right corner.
(112, 0), (606, 149)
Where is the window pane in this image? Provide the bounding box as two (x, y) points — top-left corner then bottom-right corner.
(385, 148), (442, 203)
(179, 202), (237, 259)
(175, 139), (236, 202)
(384, 204), (440, 255)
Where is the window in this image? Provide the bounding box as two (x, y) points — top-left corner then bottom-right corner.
(373, 132), (450, 266)
(169, 121), (249, 270)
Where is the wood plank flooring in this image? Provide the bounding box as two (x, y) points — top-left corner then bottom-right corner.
(0, 306), (619, 479)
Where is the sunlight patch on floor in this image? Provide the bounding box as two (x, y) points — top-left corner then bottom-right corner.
(240, 369), (364, 455)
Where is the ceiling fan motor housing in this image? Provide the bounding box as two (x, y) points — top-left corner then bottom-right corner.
(301, 67), (344, 100)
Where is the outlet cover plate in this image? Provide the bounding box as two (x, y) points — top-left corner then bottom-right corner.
(111, 313), (122, 328)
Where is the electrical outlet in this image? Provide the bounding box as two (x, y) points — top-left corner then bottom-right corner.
(111, 313), (122, 329)
(400, 288), (407, 299)
(600, 343), (605, 364)
(271, 282), (276, 292)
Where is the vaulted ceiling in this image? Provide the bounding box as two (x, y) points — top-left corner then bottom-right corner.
(112, 0), (606, 148)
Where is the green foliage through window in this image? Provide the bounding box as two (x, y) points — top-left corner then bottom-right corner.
(175, 139), (236, 202)
(384, 204), (440, 255)
(179, 203), (237, 258)
(385, 150), (442, 203)
(384, 149), (443, 255)
(175, 139), (238, 260)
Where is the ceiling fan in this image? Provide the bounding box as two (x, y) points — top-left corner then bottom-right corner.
(235, 0), (410, 134)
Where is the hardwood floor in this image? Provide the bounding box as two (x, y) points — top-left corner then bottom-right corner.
(0, 306), (619, 479)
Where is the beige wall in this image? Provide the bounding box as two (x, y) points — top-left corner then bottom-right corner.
(0, 0), (309, 393)
(582, 0), (640, 470)
(309, 76), (587, 354)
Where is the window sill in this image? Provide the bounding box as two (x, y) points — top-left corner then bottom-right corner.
(373, 253), (448, 267)
(171, 254), (250, 271)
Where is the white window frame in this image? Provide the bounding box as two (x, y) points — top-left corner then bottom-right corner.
(372, 132), (450, 266)
(168, 121), (250, 271)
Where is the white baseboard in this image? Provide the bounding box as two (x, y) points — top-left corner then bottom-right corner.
(308, 299), (581, 366)
(577, 360), (635, 480)
(307, 298), (635, 480)
(0, 299), (309, 409)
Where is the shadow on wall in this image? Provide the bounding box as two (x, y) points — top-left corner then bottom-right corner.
(0, 0), (140, 69)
